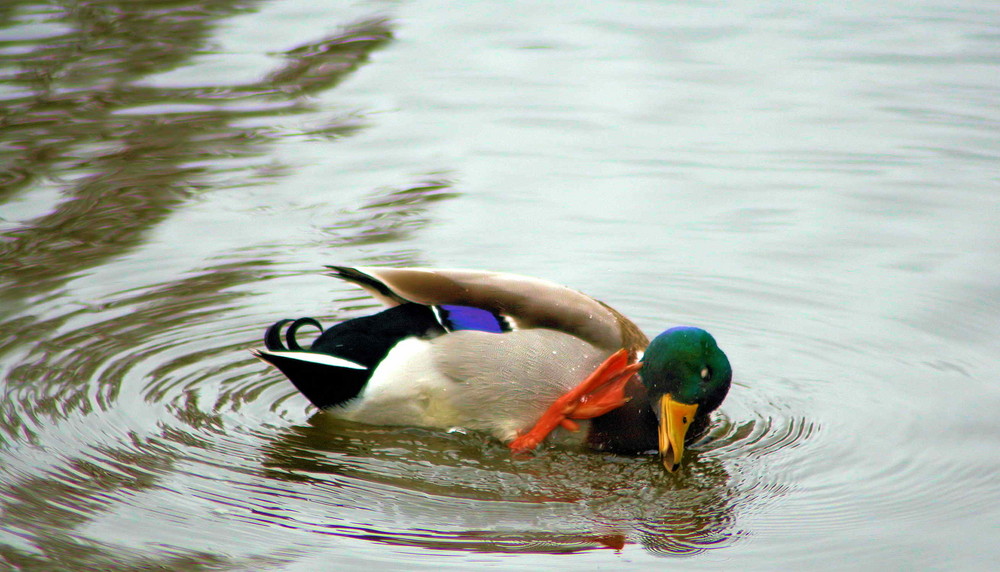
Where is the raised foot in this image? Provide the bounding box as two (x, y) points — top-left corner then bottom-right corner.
(509, 349), (642, 453)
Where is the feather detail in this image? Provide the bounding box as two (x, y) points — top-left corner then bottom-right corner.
(254, 350), (366, 370)
(433, 304), (511, 333)
(327, 266), (638, 353)
(252, 349), (370, 409)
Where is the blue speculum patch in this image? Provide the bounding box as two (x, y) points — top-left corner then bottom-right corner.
(438, 305), (506, 333)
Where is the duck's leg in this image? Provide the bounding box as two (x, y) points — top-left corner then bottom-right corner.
(509, 349), (642, 452)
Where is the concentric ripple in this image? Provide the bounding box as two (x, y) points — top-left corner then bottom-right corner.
(3, 259), (995, 569)
(2, 0), (999, 568)
(0, 260), (829, 564)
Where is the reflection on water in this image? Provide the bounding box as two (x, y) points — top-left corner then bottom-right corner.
(256, 414), (748, 556)
(1, 2), (418, 569)
(0, 0), (391, 297)
(1, 0), (998, 569)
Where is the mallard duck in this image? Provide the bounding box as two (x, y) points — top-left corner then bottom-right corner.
(254, 266), (732, 471)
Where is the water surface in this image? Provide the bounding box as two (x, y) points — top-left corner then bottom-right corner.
(1, 0), (998, 569)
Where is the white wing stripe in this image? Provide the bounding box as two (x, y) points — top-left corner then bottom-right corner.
(260, 350), (367, 370)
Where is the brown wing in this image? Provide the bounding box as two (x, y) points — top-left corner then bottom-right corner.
(327, 266), (648, 354)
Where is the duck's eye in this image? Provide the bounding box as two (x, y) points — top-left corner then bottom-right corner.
(700, 367), (712, 382)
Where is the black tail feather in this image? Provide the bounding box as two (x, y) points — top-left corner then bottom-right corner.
(254, 350), (369, 409)
(286, 317), (322, 350)
(257, 303), (446, 410)
(265, 319), (293, 350)
(265, 317), (325, 351)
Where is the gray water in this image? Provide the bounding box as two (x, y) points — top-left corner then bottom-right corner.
(1, 0), (998, 570)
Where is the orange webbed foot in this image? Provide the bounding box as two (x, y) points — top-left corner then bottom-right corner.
(509, 349), (642, 453)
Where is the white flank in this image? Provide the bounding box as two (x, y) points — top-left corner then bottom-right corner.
(337, 337), (460, 428)
(258, 350), (367, 370)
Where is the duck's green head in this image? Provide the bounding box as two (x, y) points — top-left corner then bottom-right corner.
(640, 327), (732, 472)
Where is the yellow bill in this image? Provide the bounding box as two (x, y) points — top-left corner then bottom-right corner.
(658, 395), (699, 472)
